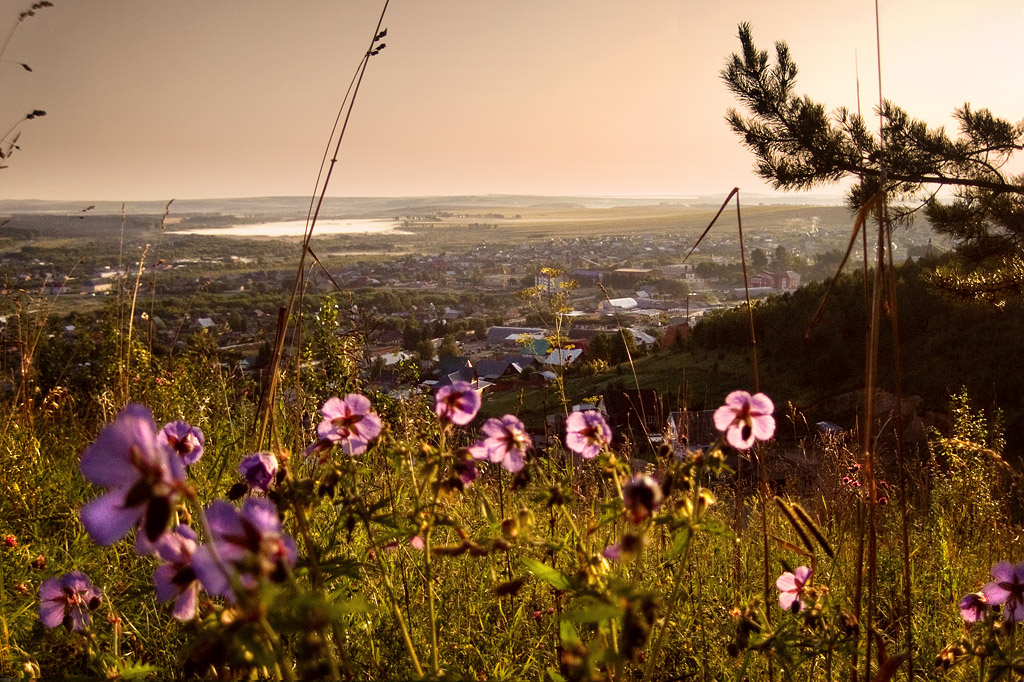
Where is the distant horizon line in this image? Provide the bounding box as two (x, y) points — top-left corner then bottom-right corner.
(0, 190), (847, 204)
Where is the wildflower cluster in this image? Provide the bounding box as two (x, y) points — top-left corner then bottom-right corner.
(941, 561), (1024, 673)
(839, 462), (891, 505)
(35, 386), (779, 679)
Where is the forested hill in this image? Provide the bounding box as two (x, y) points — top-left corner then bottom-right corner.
(685, 254), (1024, 452)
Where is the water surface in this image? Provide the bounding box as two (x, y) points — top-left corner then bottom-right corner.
(170, 218), (408, 237)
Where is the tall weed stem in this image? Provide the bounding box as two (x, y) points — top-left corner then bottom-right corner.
(362, 519), (424, 678)
(642, 535), (693, 682)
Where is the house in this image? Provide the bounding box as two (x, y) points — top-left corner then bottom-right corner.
(535, 270), (568, 294)
(602, 389), (664, 451)
(597, 297), (637, 312)
(666, 410), (718, 450)
(624, 328), (658, 350)
(748, 270), (802, 291)
(519, 337), (551, 357)
(661, 323), (690, 347)
(81, 279), (112, 295)
(540, 347), (583, 367)
(485, 326), (546, 348)
(474, 359), (517, 382)
(613, 267), (662, 281)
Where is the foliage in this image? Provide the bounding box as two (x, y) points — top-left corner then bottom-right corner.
(724, 22), (1024, 301)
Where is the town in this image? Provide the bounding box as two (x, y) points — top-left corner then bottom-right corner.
(0, 198), (943, 444)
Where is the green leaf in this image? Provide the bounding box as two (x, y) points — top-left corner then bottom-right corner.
(118, 662), (162, 679)
(565, 599), (623, 624)
(479, 490), (498, 525)
(664, 527), (691, 561)
(330, 594), (372, 615)
(522, 556), (570, 590)
(547, 666), (568, 682)
(701, 519), (735, 539)
(559, 618), (581, 646)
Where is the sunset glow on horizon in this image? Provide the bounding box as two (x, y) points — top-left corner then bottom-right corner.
(2, 1), (1022, 202)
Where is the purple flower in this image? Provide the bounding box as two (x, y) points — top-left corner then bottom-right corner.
(622, 474), (663, 523)
(192, 498), (297, 602)
(565, 410), (612, 459)
(315, 394), (382, 456)
(713, 390), (775, 450)
(776, 566), (812, 612)
(39, 571), (101, 631)
(452, 452), (478, 487)
(238, 452), (278, 492)
(152, 525), (200, 620)
(602, 544), (622, 561)
(982, 561), (1024, 621)
(959, 592), (988, 623)
(435, 381), (481, 426)
(476, 415), (532, 472)
(159, 420), (205, 466)
(79, 404), (186, 545)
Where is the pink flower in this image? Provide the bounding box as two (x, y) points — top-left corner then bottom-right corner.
(39, 571), (101, 631)
(315, 394), (382, 456)
(959, 592), (988, 623)
(564, 410), (612, 459)
(713, 390), (775, 450)
(434, 381), (481, 426)
(79, 404), (186, 545)
(238, 452), (278, 492)
(151, 525), (201, 621)
(475, 415), (532, 473)
(159, 420), (205, 466)
(982, 561), (1024, 621)
(776, 566), (811, 612)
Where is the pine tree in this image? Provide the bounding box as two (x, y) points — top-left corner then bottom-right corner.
(723, 22), (1024, 301)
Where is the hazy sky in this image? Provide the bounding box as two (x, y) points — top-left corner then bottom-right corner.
(1, 1), (1022, 202)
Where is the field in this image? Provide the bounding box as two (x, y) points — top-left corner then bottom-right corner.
(0, 197), (1011, 681)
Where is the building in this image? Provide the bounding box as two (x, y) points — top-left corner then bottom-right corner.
(748, 270), (802, 291)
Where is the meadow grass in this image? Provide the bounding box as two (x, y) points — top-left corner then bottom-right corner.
(0, 318), (1018, 681)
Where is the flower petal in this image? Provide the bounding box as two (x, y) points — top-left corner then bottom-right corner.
(991, 560), (1015, 583)
(793, 565), (812, 585)
(241, 498), (283, 536)
(153, 564), (180, 604)
(725, 424), (755, 450)
(713, 405), (736, 432)
(191, 545), (233, 601)
(80, 490), (144, 546)
(502, 449), (524, 473)
(724, 391), (751, 410)
(320, 396), (346, 420)
(982, 581), (1010, 606)
(38, 596), (65, 628)
(172, 584), (198, 621)
(775, 572), (796, 591)
(751, 415), (776, 441)
(748, 392), (774, 416)
(346, 393), (371, 411)
(38, 576), (63, 601)
(80, 414), (151, 487)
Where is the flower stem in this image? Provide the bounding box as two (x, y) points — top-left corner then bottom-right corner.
(424, 528), (440, 676)
(259, 614), (296, 682)
(642, 532), (693, 682)
(363, 519), (424, 678)
(292, 502), (344, 681)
